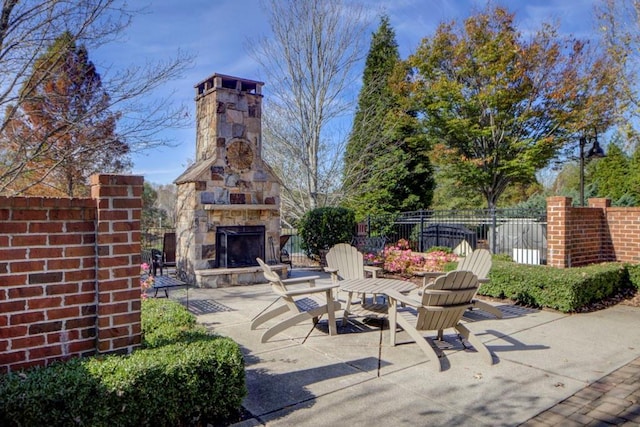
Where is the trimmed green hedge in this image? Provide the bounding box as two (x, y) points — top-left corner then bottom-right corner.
(0, 299), (246, 426)
(298, 206), (356, 258)
(478, 259), (637, 312)
(141, 296), (204, 348)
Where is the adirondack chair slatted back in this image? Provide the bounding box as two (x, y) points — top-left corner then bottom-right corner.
(416, 270), (479, 331)
(256, 258), (299, 312)
(457, 249), (491, 281)
(325, 243), (365, 280)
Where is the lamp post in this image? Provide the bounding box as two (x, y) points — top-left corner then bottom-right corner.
(579, 129), (606, 206)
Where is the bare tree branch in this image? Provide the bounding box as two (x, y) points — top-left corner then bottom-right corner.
(248, 0), (369, 223)
(0, 0), (193, 195)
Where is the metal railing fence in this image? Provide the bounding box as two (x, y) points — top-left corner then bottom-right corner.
(358, 208), (547, 264)
(141, 208), (547, 267)
(142, 227), (175, 251)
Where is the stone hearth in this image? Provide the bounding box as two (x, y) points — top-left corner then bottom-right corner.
(174, 73), (287, 287)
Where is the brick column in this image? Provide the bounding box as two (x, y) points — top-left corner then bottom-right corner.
(547, 197), (572, 268)
(91, 174), (143, 354)
(588, 198), (611, 209)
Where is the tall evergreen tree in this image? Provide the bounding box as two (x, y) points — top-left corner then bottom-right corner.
(343, 15), (433, 220)
(2, 31), (129, 197)
(591, 139), (631, 202)
(142, 182), (169, 230)
(629, 144), (640, 203)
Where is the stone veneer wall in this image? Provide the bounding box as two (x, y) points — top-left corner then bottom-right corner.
(0, 174), (143, 373)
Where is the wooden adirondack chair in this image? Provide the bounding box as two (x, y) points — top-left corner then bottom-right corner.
(324, 243), (382, 283)
(251, 258), (342, 343)
(325, 243), (385, 323)
(386, 270), (495, 371)
(457, 249), (502, 318)
(416, 249), (502, 319)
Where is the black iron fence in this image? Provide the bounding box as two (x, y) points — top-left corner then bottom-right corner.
(142, 227), (175, 251)
(358, 208), (547, 264)
(142, 208), (547, 268)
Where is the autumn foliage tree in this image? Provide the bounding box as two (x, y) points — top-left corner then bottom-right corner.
(3, 32), (129, 196)
(0, 0), (190, 196)
(395, 6), (621, 209)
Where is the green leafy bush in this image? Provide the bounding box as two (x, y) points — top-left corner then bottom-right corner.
(298, 206), (356, 258)
(0, 299), (246, 426)
(141, 297), (206, 348)
(479, 259), (634, 312)
(625, 263), (640, 290)
(0, 358), (101, 426)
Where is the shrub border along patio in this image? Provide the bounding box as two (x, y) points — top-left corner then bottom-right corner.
(478, 260), (640, 313)
(0, 298), (246, 426)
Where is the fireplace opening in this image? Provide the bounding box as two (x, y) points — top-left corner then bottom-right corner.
(215, 226), (265, 268)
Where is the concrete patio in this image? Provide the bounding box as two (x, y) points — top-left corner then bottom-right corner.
(169, 270), (640, 426)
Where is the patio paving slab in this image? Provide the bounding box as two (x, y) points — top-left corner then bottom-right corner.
(172, 271), (640, 426)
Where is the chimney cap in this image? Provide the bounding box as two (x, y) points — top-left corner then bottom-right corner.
(194, 73), (264, 96)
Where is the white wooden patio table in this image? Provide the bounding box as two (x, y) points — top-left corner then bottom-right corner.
(338, 278), (416, 324)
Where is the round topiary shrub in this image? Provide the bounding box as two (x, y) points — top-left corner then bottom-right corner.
(298, 206), (356, 259)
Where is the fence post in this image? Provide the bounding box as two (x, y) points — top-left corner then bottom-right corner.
(490, 207), (497, 254)
(419, 210), (425, 252)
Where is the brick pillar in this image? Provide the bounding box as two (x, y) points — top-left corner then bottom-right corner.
(91, 174), (143, 354)
(547, 197), (572, 268)
(588, 198), (611, 209)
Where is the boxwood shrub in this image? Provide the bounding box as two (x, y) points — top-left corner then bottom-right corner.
(298, 206), (356, 258)
(141, 296), (204, 348)
(0, 298), (246, 426)
(479, 259), (634, 312)
(624, 263), (640, 290)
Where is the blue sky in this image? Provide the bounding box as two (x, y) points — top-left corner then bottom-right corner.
(92, 0), (599, 185)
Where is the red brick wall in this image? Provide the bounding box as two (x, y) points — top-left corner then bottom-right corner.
(547, 197), (640, 268)
(0, 174), (143, 373)
(604, 206), (640, 263)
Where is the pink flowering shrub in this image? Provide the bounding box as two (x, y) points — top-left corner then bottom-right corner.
(140, 263), (154, 299)
(364, 252), (383, 264)
(382, 239), (458, 276)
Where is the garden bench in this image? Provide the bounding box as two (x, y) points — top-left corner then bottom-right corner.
(143, 275), (188, 298)
(351, 236), (387, 256)
(420, 224), (477, 251)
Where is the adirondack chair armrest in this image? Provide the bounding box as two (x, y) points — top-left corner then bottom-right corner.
(324, 267), (340, 283)
(281, 276), (321, 286)
(478, 278), (490, 284)
(414, 271), (444, 278)
(363, 265), (382, 278)
(385, 290), (422, 308)
(283, 283), (339, 297)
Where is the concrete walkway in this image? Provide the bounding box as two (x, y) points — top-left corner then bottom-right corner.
(171, 270), (640, 426)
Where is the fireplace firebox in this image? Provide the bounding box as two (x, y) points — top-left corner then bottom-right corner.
(215, 226), (265, 268)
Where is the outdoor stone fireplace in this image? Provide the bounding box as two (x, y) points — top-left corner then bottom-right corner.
(174, 73), (287, 287)
(215, 225), (265, 268)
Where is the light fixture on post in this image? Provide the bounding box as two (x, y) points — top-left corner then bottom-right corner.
(579, 128), (606, 207)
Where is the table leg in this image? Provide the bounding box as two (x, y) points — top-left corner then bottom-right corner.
(342, 291), (354, 325)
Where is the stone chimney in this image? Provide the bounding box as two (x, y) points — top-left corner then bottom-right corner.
(174, 73), (285, 287)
